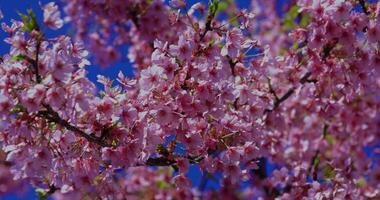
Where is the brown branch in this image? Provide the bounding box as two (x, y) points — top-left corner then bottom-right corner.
(33, 34), (42, 83)
(145, 154), (202, 167)
(145, 157), (176, 166)
(0, 160), (12, 167)
(46, 185), (58, 196)
(267, 77), (279, 101)
(227, 56), (237, 76)
(37, 105), (110, 147)
(37, 106), (206, 167)
(35, 105), (206, 168)
(274, 89), (294, 109)
(265, 72), (314, 113)
(321, 38), (338, 60)
(253, 157), (267, 180)
(199, 1), (218, 41)
(299, 72), (317, 84)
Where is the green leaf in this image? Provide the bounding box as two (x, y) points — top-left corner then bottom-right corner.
(312, 156), (320, 168)
(19, 13), (29, 24)
(99, 91), (106, 98)
(48, 122), (57, 130)
(11, 54), (27, 61)
(322, 124), (335, 145)
(10, 104), (25, 114)
(299, 14), (311, 27)
(156, 180), (171, 189)
(93, 174), (103, 185)
(322, 163), (335, 180)
(283, 5), (300, 30)
(18, 9), (39, 32)
(167, 166), (174, 176)
(356, 178), (366, 186)
(287, 5), (300, 19)
(325, 133), (336, 145)
(291, 42), (299, 50)
(208, 0), (219, 14)
(111, 140), (118, 146)
(216, 2), (228, 14)
(36, 188), (49, 200)
(28, 9), (38, 30)
(207, 39), (216, 47)
(207, 114), (217, 122)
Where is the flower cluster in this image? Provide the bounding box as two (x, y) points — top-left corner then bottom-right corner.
(0, 0), (379, 199)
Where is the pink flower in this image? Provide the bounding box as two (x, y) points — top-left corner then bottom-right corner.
(221, 114), (239, 130)
(0, 1), (379, 198)
(0, 94), (12, 116)
(22, 84), (45, 112)
(221, 28), (242, 58)
(171, 35), (194, 61)
(46, 86), (65, 109)
(155, 105), (174, 126)
(139, 65), (166, 92)
(173, 174), (191, 188)
(121, 105), (138, 126)
(95, 96), (114, 119)
(143, 123), (163, 152)
(271, 167), (289, 188)
(350, 13), (368, 32)
(326, 1), (351, 22)
(222, 147), (241, 164)
(102, 147), (123, 167)
(51, 58), (73, 82)
(367, 21), (380, 43)
(323, 20), (341, 39)
(309, 28), (325, 50)
(43, 2), (63, 30)
(176, 158), (189, 174)
(223, 164), (240, 184)
(4, 32), (32, 55)
(241, 142), (259, 162)
(182, 132), (203, 152)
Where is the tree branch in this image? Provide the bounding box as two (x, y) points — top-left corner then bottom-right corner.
(358, 0), (369, 15)
(199, 0), (218, 41)
(37, 105), (111, 147)
(265, 72), (315, 113)
(37, 106), (199, 168)
(33, 34), (42, 83)
(227, 56), (237, 76)
(145, 157), (176, 166)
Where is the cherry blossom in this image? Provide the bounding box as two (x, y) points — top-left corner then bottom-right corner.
(0, 0), (379, 199)
(42, 2), (63, 30)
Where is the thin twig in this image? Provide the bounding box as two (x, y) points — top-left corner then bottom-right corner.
(358, 0), (369, 15)
(38, 105), (110, 147)
(265, 72), (315, 113)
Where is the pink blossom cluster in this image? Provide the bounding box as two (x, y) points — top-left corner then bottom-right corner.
(0, 150), (25, 195)
(0, 0), (379, 199)
(63, 0), (179, 68)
